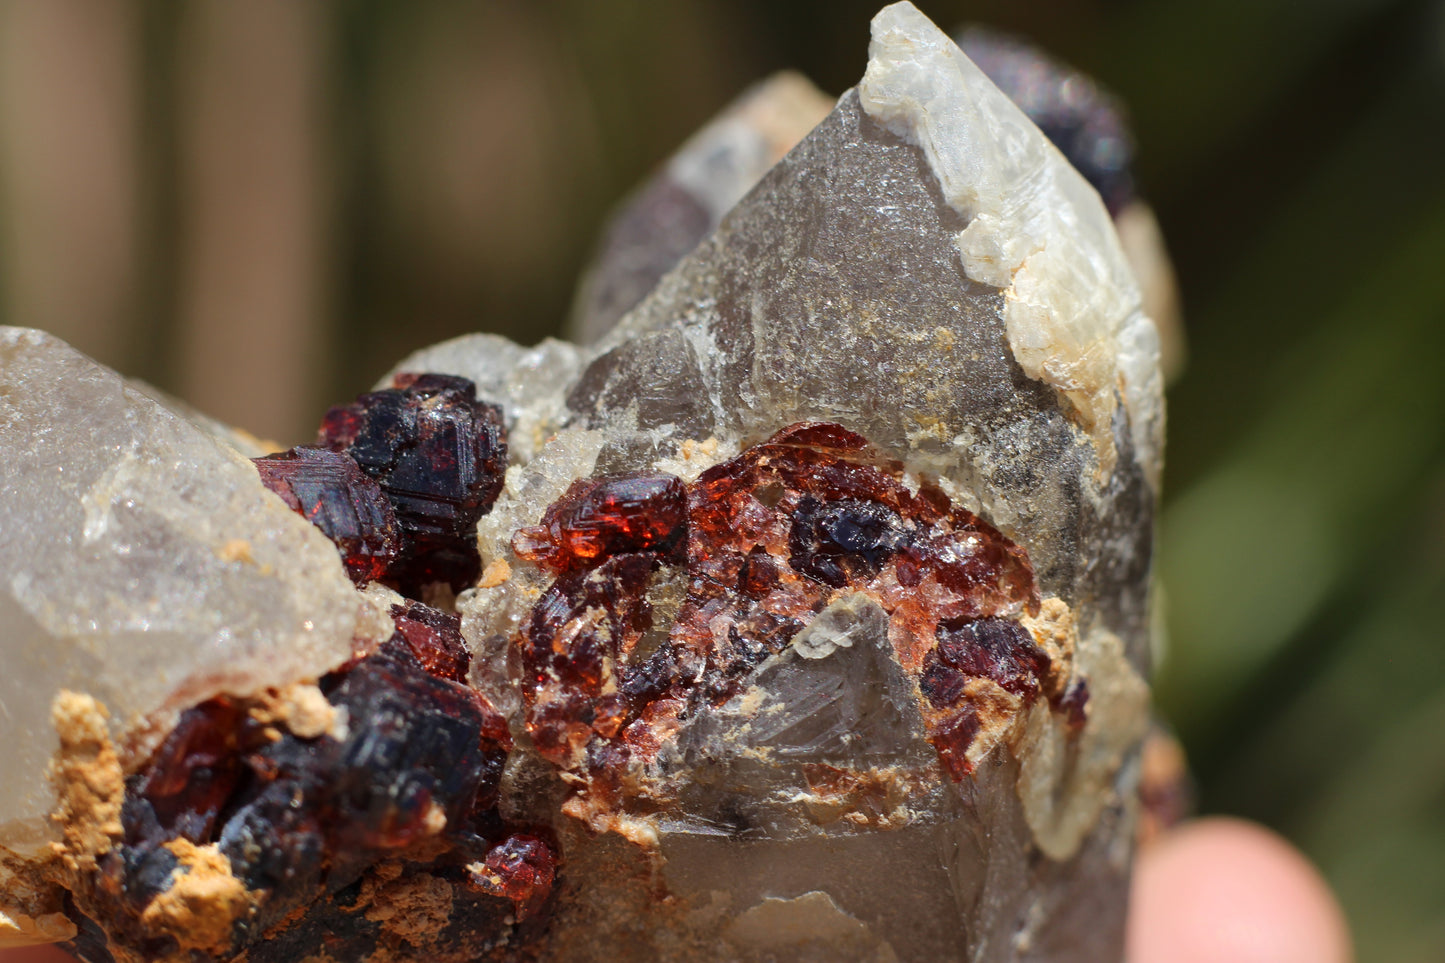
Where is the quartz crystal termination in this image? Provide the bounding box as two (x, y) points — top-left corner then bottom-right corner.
(568, 72), (833, 345)
(953, 25), (1185, 381)
(0, 4), (1160, 961)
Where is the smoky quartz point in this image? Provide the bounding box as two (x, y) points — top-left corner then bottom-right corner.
(0, 4), (1160, 961)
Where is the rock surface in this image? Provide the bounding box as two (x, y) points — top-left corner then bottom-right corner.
(0, 4), (1159, 961)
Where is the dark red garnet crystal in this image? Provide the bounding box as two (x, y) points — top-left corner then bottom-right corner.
(319, 373), (507, 592)
(390, 598), (471, 684)
(106, 601), (540, 962)
(254, 373), (508, 596)
(512, 474), (687, 573)
(253, 446), (402, 586)
(510, 422), (1048, 795)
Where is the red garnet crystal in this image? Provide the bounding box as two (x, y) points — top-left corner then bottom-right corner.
(465, 833), (557, 920)
(253, 446), (402, 585)
(318, 373), (508, 593)
(389, 598), (471, 684)
(512, 474), (687, 573)
(512, 423), (1052, 795)
(103, 600), (526, 963)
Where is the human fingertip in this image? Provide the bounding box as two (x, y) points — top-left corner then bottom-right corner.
(1127, 817), (1351, 963)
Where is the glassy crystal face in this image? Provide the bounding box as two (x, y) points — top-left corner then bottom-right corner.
(0, 329), (366, 858)
(253, 446), (403, 586)
(319, 373), (508, 593)
(956, 27), (1136, 215)
(513, 474), (689, 573)
(0, 5), (1161, 961)
(567, 72), (834, 345)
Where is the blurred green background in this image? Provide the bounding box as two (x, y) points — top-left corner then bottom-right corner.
(1, 1), (1442, 959)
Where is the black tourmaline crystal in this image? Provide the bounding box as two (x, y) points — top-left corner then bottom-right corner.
(319, 373), (507, 592)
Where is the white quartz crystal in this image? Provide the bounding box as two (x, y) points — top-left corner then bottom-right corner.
(860, 2), (1162, 485)
(0, 328), (367, 853)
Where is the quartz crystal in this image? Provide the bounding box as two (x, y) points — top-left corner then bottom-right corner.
(0, 4), (1160, 961)
(0, 328), (376, 860)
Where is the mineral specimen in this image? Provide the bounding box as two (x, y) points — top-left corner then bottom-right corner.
(0, 4), (1161, 961)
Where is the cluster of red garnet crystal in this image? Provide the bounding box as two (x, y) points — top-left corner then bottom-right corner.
(511, 422), (1085, 815)
(255, 373), (506, 595)
(63, 375), (564, 963)
(84, 599), (556, 963)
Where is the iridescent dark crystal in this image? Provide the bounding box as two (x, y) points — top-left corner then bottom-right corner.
(253, 446), (402, 585)
(319, 373), (507, 592)
(788, 495), (912, 587)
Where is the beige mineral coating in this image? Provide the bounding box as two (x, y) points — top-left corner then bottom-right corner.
(137, 839), (252, 956)
(46, 692), (125, 874)
(0, 906), (75, 949)
(1016, 603), (1151, 860)
(0, 327), (365, 853)
(0, 852), (74, 948)
(859, 1), (1163, 486)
